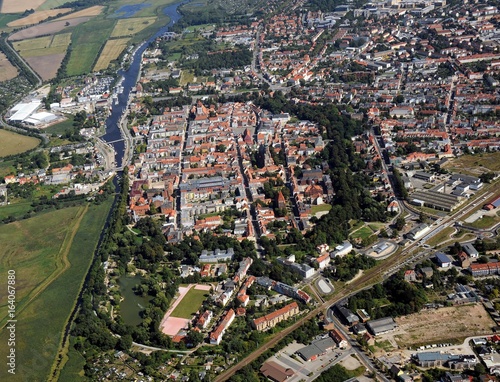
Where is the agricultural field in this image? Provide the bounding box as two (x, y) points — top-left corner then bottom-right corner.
(0, 51), (18, 80)
(0, 129), (39, 157)
(110, 16), (156, 38)
(393, 304), (495, 348)
(0, 13), (20, 29)
(57, 5), (104, 20)
(8, 17), (91, 41)
(0, 0), (46, 13)
(13, 33), (71, 80)
(93, 37), (130, 72)
(0, 200), (113, 382)
(7, 8), (71, 27)
(66, 19), (115, 76)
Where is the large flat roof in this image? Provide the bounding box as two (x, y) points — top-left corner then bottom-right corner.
(8, 101), (41, 122)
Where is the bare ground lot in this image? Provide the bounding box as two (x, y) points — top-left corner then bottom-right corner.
(7, 8), (71, 27)
(26, 53), (65, 80)
(8, 16), (91, 41)
(391, 304), (494, 348)
(0, 0), (46, 13)
(0, 51), (17, 80)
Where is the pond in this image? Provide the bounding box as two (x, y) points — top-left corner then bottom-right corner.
(111, 3), (152, 18)
(118, 274), (152, 326)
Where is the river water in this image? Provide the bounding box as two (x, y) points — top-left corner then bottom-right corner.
(102, 1), (185, 167)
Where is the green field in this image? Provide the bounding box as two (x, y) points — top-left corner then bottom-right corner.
(0, 199), (113, 381)
(0, 130), (40, 157)
(311, 204), (332, 214)
(0, 13), (20, 29)
(0, 201), (33, 221)
(468, 214), (500, 229)
(350, 226), (373, 240)
(37, 0), (76, 11)
(14, 33), (71, 57)
(66, 19), (115, 75)
(170, 286), (209, 319)
(45, 114), (75, 136)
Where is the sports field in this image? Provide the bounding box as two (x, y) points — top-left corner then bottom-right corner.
(0, 200), (113, 381)
(0, 130), (40, 157)
(159, 284), (210, 336)
(93, 38), (130, 71)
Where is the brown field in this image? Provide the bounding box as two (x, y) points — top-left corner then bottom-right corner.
(0, 130), (40, 157)
(443, 152), (500, 176)
(57, 5), (104, 20)
(0, 51), (18, 81)
(7, 8), (71, 27)
(393, 304), (495, 348)
(0, 0), (46, 13)
(8, 17), (91, 41)
(26, 53), (65, 80)
(93, 38), (129, 71)
(110, 17), (156, 38)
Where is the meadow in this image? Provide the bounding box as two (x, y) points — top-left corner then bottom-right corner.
(110, 17), (157, 38)
(0, 129), (40, 157)
(0, 199), (113, 381)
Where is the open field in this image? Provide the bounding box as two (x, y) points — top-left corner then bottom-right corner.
(468, 213), (500, 229)
(311, 204), (332, 214)
(0, 129), (40, 157)
(0, 0), (45, 13)
(0, 13), (19, 28)
(66, 18), (114, 75)
(443, 152), (500, 175)
(170, 285), (209, 319)
(7, 8), (71, 27)
(111, 16), (156, 37)
(9, 16), (91, 41)
(57, 5), (104, 20)
(0, 199), (113, 381)
(0, 51), (18, 80)
(393, 304), (495, 348)
(93, 37), (130, 71)
(350, 226), (373, 240)
(14, 33), (70, 56)
(424, 226), (455, 248)
(37, 0), (75, 11)
(0, 201), (33, 221)
(26, 53), (65, 80)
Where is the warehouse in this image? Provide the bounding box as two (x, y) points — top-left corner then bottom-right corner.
(367, 317), (397, 335)
(410, 190), (462, 211)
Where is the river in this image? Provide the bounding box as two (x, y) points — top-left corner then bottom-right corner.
(102, 0), (186, 167)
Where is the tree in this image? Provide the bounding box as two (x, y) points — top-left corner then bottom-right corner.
(117, 334), (133, 351)
(394, 216), (406, 230)
(186, 329), (204, 346)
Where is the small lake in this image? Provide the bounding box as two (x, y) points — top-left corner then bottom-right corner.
(118, 274), (151, 326)
(111, 3), (151, 18)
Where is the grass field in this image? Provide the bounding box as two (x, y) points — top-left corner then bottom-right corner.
(58, 337), (86, 382)
(0, 159), (16, 178)
(170, 287), (208, 319)
(0, 130), (40, 157)
(110, 17), (156, 38)
(0, 13), (20, 29)
(66, 19), (115, 75)
(93, 37), (130, 71)
(443, 152), (500, 175)
(0, 199), (113, 382)
(311, 204), (332, 214)
(0, 201), (33, 221)
(37, 0), (76, 11)
(350, 226), (373, 240)
(468, 214), (500, 229)
(0, 51), (18, 80)
(424, 226), (455, 248)
(45, 114), (74, 136)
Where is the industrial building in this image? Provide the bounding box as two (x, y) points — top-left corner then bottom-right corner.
(410, 190), (462, 211)
(367, 317), (397, 335)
